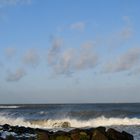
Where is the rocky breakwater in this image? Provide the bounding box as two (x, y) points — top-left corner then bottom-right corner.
(0, 124), (134, 140)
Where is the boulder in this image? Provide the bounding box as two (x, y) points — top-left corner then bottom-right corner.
(122, 131), (134, 140)
(70, 129), (80, 140)
(5, 135), (16, 140)
(0, 124), (134, 140)
(37, 131), (49, 140)
(49, 133), (71, 140)
(107, 128), (125, 140)
(61, 122), (71, 128)
(79, 131), (90, 140)
(26, 127), (36, 134)
(92, 129), (109, 140)
(3, 124), (10, 131)
(51, 135), (71, 140)
(95, 127), (106, 134)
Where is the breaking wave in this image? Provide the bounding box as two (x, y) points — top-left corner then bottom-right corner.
(0, 115), (140, 129)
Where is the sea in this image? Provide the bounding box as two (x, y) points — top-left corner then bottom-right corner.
(0, 103), (140, 139)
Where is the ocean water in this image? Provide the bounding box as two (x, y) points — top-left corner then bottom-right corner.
(0, 103), (140, 139)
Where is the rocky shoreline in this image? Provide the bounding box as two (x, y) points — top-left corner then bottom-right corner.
(0, 124), (134, 140)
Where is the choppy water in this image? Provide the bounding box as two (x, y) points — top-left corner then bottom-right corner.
(0, 103), (140, 139)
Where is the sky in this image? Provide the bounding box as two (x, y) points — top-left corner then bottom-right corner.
(0, 0), (140, 103)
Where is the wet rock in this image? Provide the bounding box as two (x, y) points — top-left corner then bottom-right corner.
(37, 131), (49, 140)
(0, 124), (134, 140)
(9, 126), (35, 135)
(79, 131), (90, 140)
(92, 129), (109, 140)
(10, 126), (20, 134)
(3, 124), (10, 131)
(70, 129), (80, 140)
(26, 127), (36, 134)
(107, 128), (134, 140)
(71, 132), (79, 140)
(17, 126), (29, 134)
(61, 122), (71, 128)
(107, 128), (125, 140)
(70, 129), (92, 140)
(49, 131), (71, 140)
(95, 126), (106, 134)
(10, 126), (26, 135)
(122, 131), (134, 140)
(5, 135), (16, 140)
(50, 135), (71, 140)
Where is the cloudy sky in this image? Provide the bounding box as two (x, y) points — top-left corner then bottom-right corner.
(0, 0), (140, 103)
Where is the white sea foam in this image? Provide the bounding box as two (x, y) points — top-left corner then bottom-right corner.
(36, 117), (140, 128)
(0, 116), (32, 127)
(0, 115), (140, 129)
(0, 106), (20, 109)
(0, 131), (17, 139)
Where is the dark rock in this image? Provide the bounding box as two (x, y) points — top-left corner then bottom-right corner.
(0, 124), (134, 140)
(107, 129), (134, 140)
(26, 127), (36, 134)
(61, 122), (71, 128)
(70, 129), (80, 140)
(37, 131), (49, 140)
(83, 128), (95, 139)
(95, 126), (106, 134)
(10, 126), (19, 133)
(107, 128), (125, 140)
(79, 131), (90, 140)
(71, 132), (79, 140)
(50, 135), (71, 140)
(49, 131), (71, 140)
(5, 135), (16, 140)
(3, 124), (10, 131)
(17, 126), (28, 134)
(122, 131), (134, 140)
(70, 128), (93, 140)
(92, 129), (109, 140)
(10, 126), (28, 134)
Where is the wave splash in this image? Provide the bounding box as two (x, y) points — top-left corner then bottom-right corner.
(0, 115), (140, 129)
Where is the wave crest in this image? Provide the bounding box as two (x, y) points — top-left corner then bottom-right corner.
(0, 115), (140, 129)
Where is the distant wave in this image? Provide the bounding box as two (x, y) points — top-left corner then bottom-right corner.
(0, 115), (140, 129)
(0, 106), (20, 109)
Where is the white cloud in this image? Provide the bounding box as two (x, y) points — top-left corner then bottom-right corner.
(23, 49), (40, 67)
(5, 47), (16, 58)
(75, 42), (98, 70)
(120, 26), (133, 40)
(70, 22), (85, 31)
(47, 39), (99, 76)
(108, 27), (133, 49)
(108, 17), (133, 49)
(104, 47), (140, 73)
(128, 67), (140, 76)
(53, 49), (75, 75)
(47, 37), (63, 66)
(6, 68), (26, 82)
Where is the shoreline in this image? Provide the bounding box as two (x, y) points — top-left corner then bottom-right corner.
(0, 124), (134, 140)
